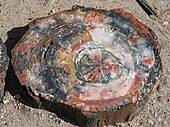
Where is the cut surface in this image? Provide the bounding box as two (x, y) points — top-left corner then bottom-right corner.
(11, 6), (161, 125)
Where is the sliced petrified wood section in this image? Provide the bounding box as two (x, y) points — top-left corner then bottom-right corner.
(0, 39), (9, 101)
(11, 6), (161, 126)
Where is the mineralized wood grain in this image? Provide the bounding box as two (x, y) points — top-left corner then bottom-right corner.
(11, 6), (161, 126)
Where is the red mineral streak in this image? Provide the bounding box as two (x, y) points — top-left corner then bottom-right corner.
(111, 9), (159, 50)
(11, 6), (161, 126)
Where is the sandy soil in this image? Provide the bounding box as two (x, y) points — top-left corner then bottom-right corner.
(0, 0), (169, 127)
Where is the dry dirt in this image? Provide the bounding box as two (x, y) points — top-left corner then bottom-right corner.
(0, 0), (169, 127)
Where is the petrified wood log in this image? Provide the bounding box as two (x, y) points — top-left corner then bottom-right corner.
(11, 6), (161, 126)
(0, 39), (9, 101)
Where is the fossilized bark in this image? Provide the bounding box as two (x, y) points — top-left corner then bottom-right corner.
(11, 6), (161, 126)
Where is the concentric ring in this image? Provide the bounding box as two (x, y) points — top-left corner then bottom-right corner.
(11, 6), (161, 115)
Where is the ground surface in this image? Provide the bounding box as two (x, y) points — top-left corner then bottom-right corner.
(0, 0), (169, 127)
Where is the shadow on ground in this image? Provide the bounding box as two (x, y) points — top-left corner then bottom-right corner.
(4, 25), (41, 107)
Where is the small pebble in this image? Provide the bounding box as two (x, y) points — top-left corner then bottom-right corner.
(163, 121), (168, 125)
(4, 122), (9, 125)
(2, 99), (10, 104)
(157, 96), (163, 102)
(154, 113), (158, 117)
(0, 115), (4, 119)
(163, 21), (168, 26)
(14, 94), (21, 100)
(41, 113), (45, 117)
(3, 110), (6, 113)
(28, 17), (33, 20)
(120, 123), (125, 126)
(148, 119), (154, 125)
(48, 9), (55, 15)
(157, 117), (162, 122)
(0, 109), (3, 112)
(50, 9), (55, 13)
(49, 114), (54, 119)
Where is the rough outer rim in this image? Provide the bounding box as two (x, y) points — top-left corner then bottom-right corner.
(11, 6), (162, 126)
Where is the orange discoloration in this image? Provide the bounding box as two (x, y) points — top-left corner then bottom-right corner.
(11, 6), (161, 125)
(143, 58), (154, 65)
(85, 12), (97, 20)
